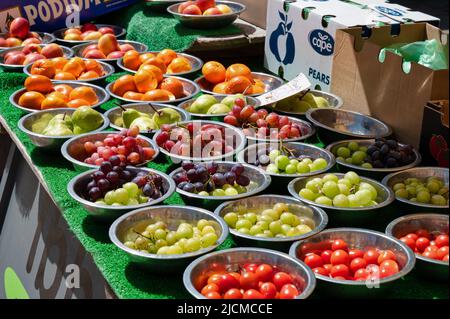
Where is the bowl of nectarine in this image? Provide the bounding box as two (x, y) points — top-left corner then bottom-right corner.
(0, 31), (55, 50)
(167, 1), (246, 29)
(53, 23), (126, 46)
(10, 77), (110, 113)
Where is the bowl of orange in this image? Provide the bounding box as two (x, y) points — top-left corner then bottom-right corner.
(117, 49), (203, 78)
(23, 57), (115, 84)
(195, 61), (284, 97)
(10, 76), (109, 113)
(105, 73), (200, 104)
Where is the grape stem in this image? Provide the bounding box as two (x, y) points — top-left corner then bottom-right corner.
(132, 229), (156, 242)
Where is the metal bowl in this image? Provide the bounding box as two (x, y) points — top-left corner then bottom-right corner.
(18, 108), (109, 149)
(288, 173), (395, 227)
(0, 44), (73, 72)
(289, 228), (416, 298)
(386, 213), (448, 281)
(306, 108), (392, 145)
(105, 102), (191, 135)
(382, 167), (449, 213)
(109, 205), (228, 272)
(178, 94), (260, 120)
(326, 139), (422, 179)
(10, 81), (109, 114)
(52, 24), (126, 46)
(167, 1), (246, 29)
(214, 194), (328, 251)
(72, 40), (148, 64)
(237, 142), (335, 184)
(61, 132), (159, 172)
(184, 247), (316, 299)
(195, 72), (284, 97)
(153, 120), (247, 163)
(23, 58), (115, 84)
(0, 31), (55, 50)
(105, 76), (200, 105)
(117, 51), (203, 77)
(272, 90), (344, 117)
(68, 168), (175, 220)
(169, 162), (271, 209)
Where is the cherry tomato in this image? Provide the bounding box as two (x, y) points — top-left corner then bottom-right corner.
(331, 239), (348, 251)
(259, 282), (277, 299)
(223, 288), (243, 299)
(201, 283), (219, 296)
(255, 264), (274, 282)
(422, 250), (439, 260)
(330, 249), (350, 265)
(424, 245), (439, 253)
(354, 268), (369, 280)
(278, 284), (299, 299)
(205, 291), (222, 299)
(228, 272), (241, 282)
(406, 233), (418, 241)
(377, 250), (397, 264)
(304, 253), (324, 269)
(437, 246), (449, 259)
(416, 237), (430, 252)
(216, 274), (239, 294)
(321, 250), (333, 264)
(323, 264), (333, 272)
(312, 267), (329, 276)
(350, 257), (367, 273)
(207, 274), (222, 285)
(415, 229), (431, 239)
(239, 271), (258, 290)
(272, 272), (293, 290)
(348, 249), (364, 260)
(363, 249), (380, 265)
(379, 260), (399, 278)
(243, 289), (265, 299)
(443, 254), (449, 262)
(333, 276), (346, 280)
(400, 237), (416, 250)
(243, 263), (258, 273)
(436, 234), (449, 248)
(330, 264), (350, 278)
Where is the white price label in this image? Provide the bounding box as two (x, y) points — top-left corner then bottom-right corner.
(256, 74), (311, 107)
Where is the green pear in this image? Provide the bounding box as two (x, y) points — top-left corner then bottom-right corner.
(206, 103), (231, 115)
(42, 114), (73, 136)
(189, 95), (218, 114)
(130, 117), (157, 131)
(153, 108), (181, 127)
(31, 113), (54, 134)
(113, 117), (124, 127)
(314, 96), (330, 108)
(275, 95), (298, 111)
(221, 94), (246, 109)
(122, 108), (142, 128)
(72, 106), (104, 134)
(291, 100), (312, 113)
(301, 93), (318, 107)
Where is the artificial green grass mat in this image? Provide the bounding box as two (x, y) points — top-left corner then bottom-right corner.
(100, 2), (242, 52)
(0, 71), (448, 299)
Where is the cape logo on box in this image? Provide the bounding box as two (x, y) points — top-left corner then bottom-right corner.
(269, 11), (295, 65)
(374, 6), (404, 17)
(308, 29), (334, 56)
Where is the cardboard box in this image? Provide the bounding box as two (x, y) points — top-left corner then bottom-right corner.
(331, 23), (449, 148)
(238, 0), (268, 29)
(264, 0), (439, 91)
(0, 0), (137, 33)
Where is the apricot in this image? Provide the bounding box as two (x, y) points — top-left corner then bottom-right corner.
(203, 8), (222, 15)
(18, 91), (45, 109)
(139, 64), (164, 83)
(53, 84), (73, 98)
(212, 82), (230, 94)
(119, 44), (135, 52)
(22, 38), (41, 46)
(54, 71), (77, 80)
(83, 31), (102, 41)
(107, 51), (125, 59)
(142, 57), (167, 73)
(157, 49), (178, 66)
(123, 91), (144, 101)
(225, 63), (253, 82)
(139, 53), (156, 64)
(64, 28), (82, 36)
(178, 1), (195, 13)
(84, 49), (107, 59)
(182, 4), (202, 15)
(123, 50), (141, 71)
(112, 75), (137, 96)
(141, 89), (175, 102)
(134, 69), (158, 93)
(227, 76), (253, 94)
(84, 59), (104, 75)
(160, 78), (184, 98)
(41, 96), (68, 109)
(24, 75), (53, 94)
(82, 44), (99, 56)
(63, 59), (85, 77)
(6, 37), (22, 47)
(67, 98), (90, 108)
(167, 57), (192, 74)
(51, 57), (68, 69)
(41, 44), (64, 59)
(64, 33), (82, 41)
(202, 61), (226, 84)
(69, 86), (98, 105)
(30, 59), (56, 78)
(99, 27), (114, 35)
(23, 53), (46, 65)
(78, 71), (101, 80)
(98, 34), (119, 56)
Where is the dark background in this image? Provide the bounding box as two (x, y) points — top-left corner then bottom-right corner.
(398, 0), (449, 29)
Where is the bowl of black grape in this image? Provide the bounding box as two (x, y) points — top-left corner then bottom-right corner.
(170, 161), (271, 209)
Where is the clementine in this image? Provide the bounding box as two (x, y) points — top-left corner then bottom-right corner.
(18, 91), (45, 109)
(167, 57), (192, 74)
(142, 57), (167, 73)
(51, 57), (68, 70)
(53, 84), (73, 98)
(84, 59), (104, 75)
(67, 99), (91, 108)
(139, 64), (164, 83)
(202, 61), (226, 84)
(134, 69), (158, 93)
(47, 91), (69, 102)
(123, 91), (144, 101)
(123, 50), (141, 71)
(78, 71), (101, 80)
(24, 75), (53, 94)
(159, 78), (184, 98)
(30, 59), (56, 78)
(112, 75), (137, 96)
(41, 96), (68, 109)
(157, 49), (178, 66)
(226, 76), (253, 94)
(62, 58), (85, 77)
(69, 86), (98, 105)
(212, 82), (230, 94)
(225, 63), (253, 82)
(141, 89), (175, 101)
(54, 71), (76, 80)
(139, 53), (156, 64)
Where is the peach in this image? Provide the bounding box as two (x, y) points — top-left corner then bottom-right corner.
(119, 44), (135, 52)
(9, 17), (30, 39)
(22, 38), (41, 46)
(22, 44), (41, 55)
(64, 33), (82, 41)
(23, 53), (46, 65)
(30, 59), (56, 78)
(178, 1), (196, 13)
(98, 27), (114, 35)
(81, 23), (97, 33)
(5, 53), (26, 65)
(41, 44), (64, 58)
(4, 50), (22, 61)
(84, 49), (107, 59)
(83, 31), (102, 41)
(183, 5), (202, 15)
(82, 44), (99, 56)
(196, 0), (215, 12)
(64, 28), (82, 36)
(98, 34), (119, 56)
(203, 8), (222, 15)
(0, 37), (7, 47)
(28, 32), (41, 39)
(107, 51), (125, 59)
(216, 4), (232, 14)
(6, 37), (22, 47)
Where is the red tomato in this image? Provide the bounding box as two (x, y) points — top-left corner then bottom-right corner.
(205, 291), (222, 299)
(422, 250), (439, 260)
(400, 237), (416, 250)
(320, 250), (333, 264)
(312, 267), (329, 276)
(330, 264), (350, 278)
(443, 254), (449, 262)
(416, 237), (430, 252)
(406, 233), (418, 241)
(304, 253), (324, 269)
(377, 250), (397, 264)
(223, 288), (243, 299)
(201, 283), (219, 296)
(379, 260), (399, 278)
(354, 268), (369, 280)
(415, 229), (431, 239)
(331, 239), (348, 251)
(216, 274), (239, 293)
(207, 274), (222, 285)
(348, 249), (364, 260)
(259, 282), (277, 299)
(364, 249), (380, 265)
(272, 272), (293, 290)
(278, 284), (299, 299)
(243, 289), (265, 299)
(243, 263), (258, 273)
(436, 234), (449, 248)
(330, 249), (350, 265)
(350, 257), (367, 273)
(323, 264), (333, 272)
(437, 246), (449, 259)
(424, 245), (439, 253)
(228, 272), (241, 282)
(239, 272), (258, 290)
(255, 264), (274, 282)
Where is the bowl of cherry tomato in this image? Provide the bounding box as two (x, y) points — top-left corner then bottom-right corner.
(183, 247), (316, 299)
(386, 213), (448, 281)
(289, 228), (415, 298)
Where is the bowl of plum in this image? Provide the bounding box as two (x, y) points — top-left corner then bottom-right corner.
(289, 228), (415, 298)
(214, 194), (328, 251)
(386, 213), (448, 281)
(183, 247), (316, 299)
(109, 205), (228, 272)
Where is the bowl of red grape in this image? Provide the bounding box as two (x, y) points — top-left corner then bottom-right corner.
(170, 161), (271, 209)
(67, 165), (175, 219)
(61, 126), (159, 171)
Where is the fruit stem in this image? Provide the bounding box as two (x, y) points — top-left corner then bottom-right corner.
(114, 101), (127, 112)
(132, 229), (155, 242)
(147, 103), (162, 116)
(298, 89), (311, 101)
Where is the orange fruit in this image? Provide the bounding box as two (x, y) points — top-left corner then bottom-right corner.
(84, 59), (104, 75)
(24, 75), (53, 94)
(41, 96), (68, 109)
(69, 86), (98, 105)
(123, 91), (144, 101)
(139, 64), (164, 83)
(46, 91), (69, 102)
(30, 59), (56, 78)
(139, 53), (156, 64)
(18, 91), (45, 109)
(141, 89), (175, 101)
(133, 69), (158, 93)
(78, 71), (100, 80)
(142, 57), (167, 73)
(62, 58), (85, 77)
(212, 82), (230, 94)
(54, 71), (77, 80)
(159, 78), (184, 98)
(225, 63), (253, 82)
(67, 98), (90, 108)
(112, 74), (137, 96)
(51, 57), (68, 70)
(254, 79), (265, 89)
(123, 50), (141, 71)
(251, 84), (265, 94)
(226, 76), (253, 94)
(167, 57), (192, 74)
(53, 84), (73, 98)
(202, 61), (226, 84)
(157, 49), (178, 65)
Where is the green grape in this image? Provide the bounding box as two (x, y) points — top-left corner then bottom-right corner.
(336, 156), (345, 162)
(139, 195), (149, 204)
(287, 228), (301, 237)
(291, 215), (301, 227)
(344, 171), (360, 185)
(289, 159), (299, 167)
(154, 228), (167, 240)
(127, 198), (139, 206)
(438, 187), (449, 196)
(225, 187), (239, 196)
(257, 215), (273, 224)
(184, 238), (201, 252)
(333, 194), (349, 207)
(154, 221), (166, 230)
(395, 188), (409, 199)
(234, 185), (247, 194)
(124, 241), (136, 249)
(315, 196), (333, 206)
(222, 184), (233, 190)
(201, 233), (218, 248)
(338, 178), (352, 188)
(322, 181), (340, 199)
(359, 146), (368, 153)
(166, 232), (177, 245)
(285, 164), (297, 174)
(355, 189), (372, 205)
(337, 147), (351, 158)
(273, 203), (288, 214)
(406, 186), (417, 196)
(431, 195), (447, 206)
(263, 230), (274, 237)
(244, 213), (257, 224)
(348, 194), (360, 207)
(296, 224), (313, 235)
(323, 174), (339, 183)
(281, 224), (292, 235)
(123, 182), (139, 198)
(111, 203), (122, 207)
(224, 213), (238, 227)
(236, 219), (252, 230)
(269, 220), (282, 234)
(250, 225), (263, 236)
(299, 188), (317, 201)
(311, 158), (328, 171)
(417, 190), (431, 203)
(255, 233), (269, 238)
(166, 245), (183, 255)
(348, 142), (359, 151)
(134, 236), (149, 249)
(351, 151), (366, 165)
(256, 221), (269, 231)
(197, 219), (210, 231)
(266, 163), (279, 174)
(345, 157), (353, 164)
(95, 200), (106, 205)
(198, 191), (209, 196)
(296, 162), (310, 173)
(338, 183), (350, 196)
(238, 228), (250, 235)
(262, 208), (279, 220)
(275, 155), (290, 170)
(269, 150), (281, 162)
(361, 163), (373, 169)
(410, 198), (417, 202)
(427, 181), (440, 194)
(114, 188), (129, 204)
(393, 183), (405, 191)
(280, 212), (296, 226)
(176, 224), (193, 240)
(212, 189), (226, 196)
(359, 182), (377, 200)
(157, 246), (170, 255)
(155, 239), (167, 249)
(301, 158), (313, 165)
(104, 191), (115, 205)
